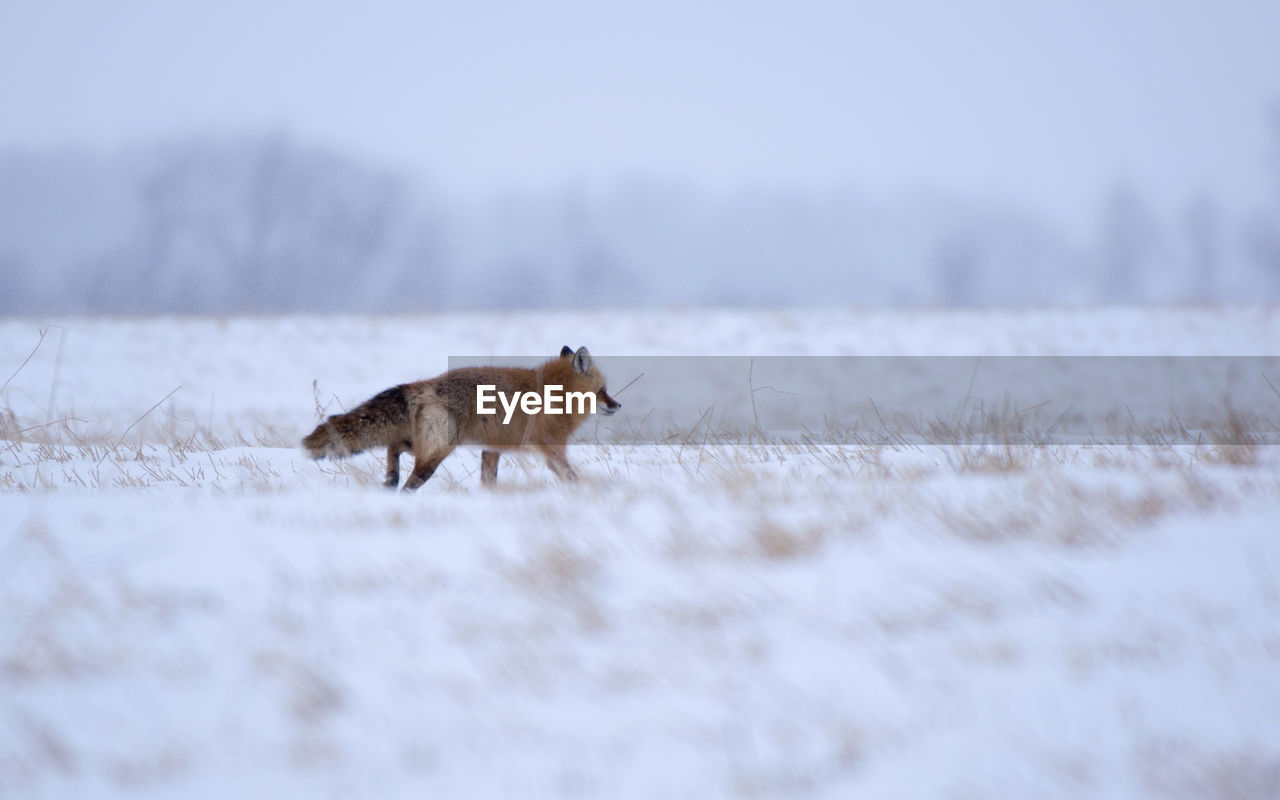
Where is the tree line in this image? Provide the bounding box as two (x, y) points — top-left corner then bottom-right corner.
(1, 134), (1276, 314)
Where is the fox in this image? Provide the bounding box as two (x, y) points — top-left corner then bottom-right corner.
(302, 346), (621, 491)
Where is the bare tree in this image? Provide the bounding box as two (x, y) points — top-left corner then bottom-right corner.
(934, 235), (980, 307)
(1099, 181), (1153, 304)
(1249, 102), (1280, 290)
(1184, 191), (1219, 303)
(129, 136), (411, 313)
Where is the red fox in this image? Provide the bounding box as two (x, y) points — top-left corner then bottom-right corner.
(303, 346), (621, 491)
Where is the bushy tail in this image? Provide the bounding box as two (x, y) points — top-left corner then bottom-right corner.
(302, 414), (367, 458)
(302, 385), (410, 459)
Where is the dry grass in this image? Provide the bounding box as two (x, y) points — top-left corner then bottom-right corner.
(3, 383), (1276, 587)
(872, 583), (1004, 636)
(10, 715), (77, 781)
(931, 470), (1234, 548)
(104, 746), (190, 789)
(949, 444), (1042, 473)
(748, 517), (824, 560)
(503, 536), (602, 595)
(1207, 408), (1263, 466)
(1140, 739), (1280, 800)
(500, 535), (611, 635)
(254, 649), (346, 724)
(3, 367), (1276, 495)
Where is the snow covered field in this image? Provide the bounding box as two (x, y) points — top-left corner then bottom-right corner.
(3, 308), (1280, 798)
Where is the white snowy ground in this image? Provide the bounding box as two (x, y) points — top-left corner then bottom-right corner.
(2, 308), (1280, 799)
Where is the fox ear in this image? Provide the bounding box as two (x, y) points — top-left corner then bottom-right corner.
(572, 346), (592, 374)
(560, 345), (574, 358)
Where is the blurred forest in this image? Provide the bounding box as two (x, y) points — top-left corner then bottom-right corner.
(2, 131), (1278, 314)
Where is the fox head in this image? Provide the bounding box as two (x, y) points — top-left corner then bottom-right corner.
(559, 345), (621, 415)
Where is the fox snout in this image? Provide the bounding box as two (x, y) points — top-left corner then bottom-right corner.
(600, 392), (621, 415)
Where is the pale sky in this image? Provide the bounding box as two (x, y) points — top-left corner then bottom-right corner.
(4, 0), (1279, 238)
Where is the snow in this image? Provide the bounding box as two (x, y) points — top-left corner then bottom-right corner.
(3, 308), (1280, 798)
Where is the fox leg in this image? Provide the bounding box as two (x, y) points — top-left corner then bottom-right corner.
(402, 446), (456, 492)
(481, 450), (500, 487)
(402, 402), (458, 493)
(537, 444), (578, 482)
(385, 440), (410, 490)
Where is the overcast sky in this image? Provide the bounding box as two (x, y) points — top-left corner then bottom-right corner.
(4, 0), (1279, 238)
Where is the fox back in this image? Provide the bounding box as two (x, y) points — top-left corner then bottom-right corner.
(426, 354), (614, 448)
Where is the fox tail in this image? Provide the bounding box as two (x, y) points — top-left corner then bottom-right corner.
(302, 385), (409, 459)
